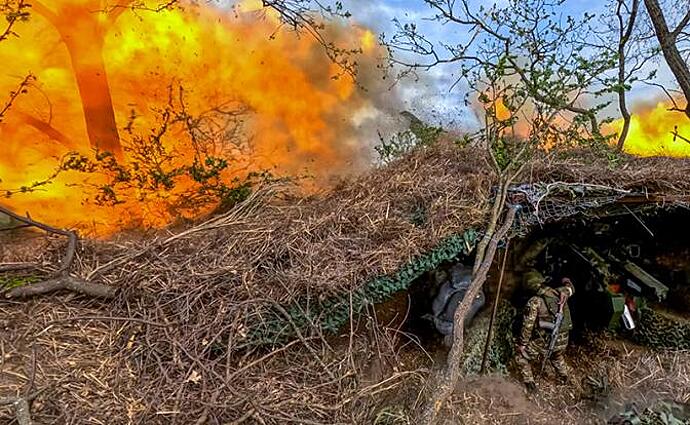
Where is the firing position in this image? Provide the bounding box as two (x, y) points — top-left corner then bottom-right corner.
(515, 269), (574, 392)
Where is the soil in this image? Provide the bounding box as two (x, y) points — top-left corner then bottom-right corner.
(433, 334), (690, 424)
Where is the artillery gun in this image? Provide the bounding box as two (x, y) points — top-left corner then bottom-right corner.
(567, 243), (669, 331)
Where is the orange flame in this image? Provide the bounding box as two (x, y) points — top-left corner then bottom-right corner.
(609, 98), (690, 157)
(490, 94), (690, 156)
(0, 1), (380, 235)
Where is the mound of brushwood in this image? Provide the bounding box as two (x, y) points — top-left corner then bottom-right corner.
(2, 141), (690, 424)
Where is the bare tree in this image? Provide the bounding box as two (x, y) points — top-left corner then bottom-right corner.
(614, 0), (642, 149)
(28, 0), (135, 157)
(592, 0), (657, 150)
(0, 0), (29, 41)
(643, 0), (690, 117)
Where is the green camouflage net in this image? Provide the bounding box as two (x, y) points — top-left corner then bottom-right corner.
(244, 229), (479, 347)
(632, 308), (690, 351)
(610, 401), (690, 425)
(639, 408), (690, 425)
(461, 301), (516, 375)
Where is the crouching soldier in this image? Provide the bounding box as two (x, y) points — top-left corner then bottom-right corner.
(515, 270), (575, 392)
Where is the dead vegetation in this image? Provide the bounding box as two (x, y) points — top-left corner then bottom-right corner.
(1, 141), (690, 423)
(448, 335), (690, 424)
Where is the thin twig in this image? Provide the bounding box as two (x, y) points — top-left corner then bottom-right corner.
(480, 239), (510, 374)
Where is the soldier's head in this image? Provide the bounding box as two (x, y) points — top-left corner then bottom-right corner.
(523, 269), (546, 294)
(560, 277), (575, 297)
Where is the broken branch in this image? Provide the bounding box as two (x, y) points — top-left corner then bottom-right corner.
(672, 127), (690, 145)
(0, 205), (77, 275)
(0, 262), (37, 272)
(4, 275), (117, 299)
(0, 397), (32, 425)
(0, 206), (117, 299)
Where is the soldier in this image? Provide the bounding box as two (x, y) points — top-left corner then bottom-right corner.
(515, 269), (575, 392)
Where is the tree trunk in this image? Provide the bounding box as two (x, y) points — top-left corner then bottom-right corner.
(66, 40), (122, 156)
(643, 0), (690, 118)
(616, 0), (638, 151)
(616, 94), (632, 150)
(32, 2), (123, 157)
(420, 204), (518, 424)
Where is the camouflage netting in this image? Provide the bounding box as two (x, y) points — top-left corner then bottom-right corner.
(632, 308), (690, 351)
(611, 400), (690, 425)
(3, 142), (690, 423)
(249, 230), (479, 345)
(461, 301), (516, 375)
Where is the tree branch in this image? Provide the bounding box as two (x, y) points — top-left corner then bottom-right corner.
(0, 397), (32, 425)
(0, 206), (117, 299)
(644, 0), (690, 117)
(0, 75), (33, 121)
(16, 111), (75, 148)
(261, 0), (360, 78)
(4, 275), (117, 299)
(421, 202), (518, 424)
(101, 0), (138, 26)
(671, 9), (690, 38)
(0, 262), (37, 272)
(0, 0), (30, 42)
(672, 127), (690, 145)
(0, 205), (76, 275)
(615, 0), (639, 150)
(27, 0), (58, 25)
(505, 56), (603, 139)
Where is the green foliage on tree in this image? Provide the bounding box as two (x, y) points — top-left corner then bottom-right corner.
(56, 87), (275, 215)
(375, 113), (443, 164)
(0, 0), (30, 42)
(385, 0), (624, 151)
(3, 83), (275, 228)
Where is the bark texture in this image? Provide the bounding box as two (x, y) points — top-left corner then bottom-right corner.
(644, 0), (690, 117)
(420, 204), (518, 424)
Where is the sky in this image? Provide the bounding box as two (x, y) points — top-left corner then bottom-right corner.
(222, 0), (680, 129)
(323, 0), (670, 129)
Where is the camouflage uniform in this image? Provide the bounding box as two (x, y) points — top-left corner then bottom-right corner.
(515, 270), (574, 386)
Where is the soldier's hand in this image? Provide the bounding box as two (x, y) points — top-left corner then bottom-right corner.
(560, 277), (574, 304)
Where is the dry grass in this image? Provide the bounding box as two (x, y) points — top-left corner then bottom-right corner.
(445, 336), (690, 424)
(1, 142), (690, 423)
